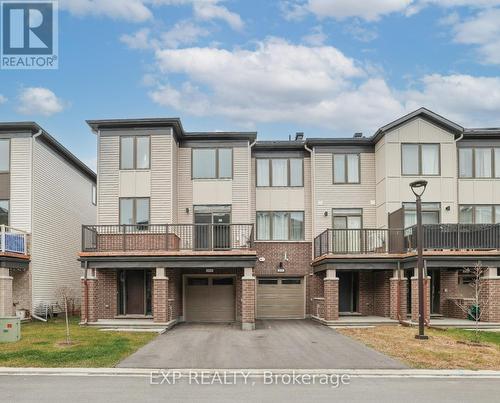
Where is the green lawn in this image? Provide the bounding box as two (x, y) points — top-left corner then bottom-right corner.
(0, 317), (157, 367)
(445, 328), (500, 346)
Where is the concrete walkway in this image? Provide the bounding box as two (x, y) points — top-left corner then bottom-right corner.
(117, 320), (406, 369)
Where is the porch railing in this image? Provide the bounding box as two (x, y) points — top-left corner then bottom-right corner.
(82, 223), (255, 253)
(314, 224), (500, 257)
(314, 228), (405, 257)
(0, 225), (29, 256)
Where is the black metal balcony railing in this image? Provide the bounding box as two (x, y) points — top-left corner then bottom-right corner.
(82, 224), (254, 253)
(314, 224), (500, 257)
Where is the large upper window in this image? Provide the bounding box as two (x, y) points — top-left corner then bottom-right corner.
(459, 205), (500, 224)
(0, 139), (9, 172)
(120, 136), (150, 170)
(256, 158), (303, 187)
(459, 147), (500, 178)
(119, 198), (150, 226)
(192, 148), (232, 179)
(256, 211), (304, 241)
(402, 202), (441, 227)
(0, 200), (8, 225)
(402, 144), (440, 176)
(333, 154), (359, 184)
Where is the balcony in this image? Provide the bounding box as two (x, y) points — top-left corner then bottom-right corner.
(0, 225), (29, 257)
(314, 224), (500, 258)
(82, 224), (255, 254)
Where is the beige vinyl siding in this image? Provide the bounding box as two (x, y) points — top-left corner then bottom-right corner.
(9, 135), (32, 232)
(150, 131), (174, 224)
(171, 139), (178, 223)
(375, 117), (457, 227)
(97, 135), (119, 225)
(232, 145), (251, 223)
(314, 152), (376, 236)
(177, 147), (193, 224)
(31, 138), (96, 308)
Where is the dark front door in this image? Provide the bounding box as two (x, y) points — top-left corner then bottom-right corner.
(338, 272), (359, 313)
(126, 270), (145, 315)
(429, 269), (441, 314)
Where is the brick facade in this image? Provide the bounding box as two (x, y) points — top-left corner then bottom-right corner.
(254, 242), (312, 277)
(411, 276), (431, 323)
(358, 271), (374, 315)
(81, 277), (98, 323)
(97, 270), (117, 319)
(390, 277), (407, 320)
(480, 278), (500, 322)
(0, 267), (13, 316)
(440, 270), (459, 317)
(373, 271), (391, 317)
(323, 277), (339, 321)
(241, 275), (256, 330)
(11, 269), (31, 314)
(153, 277), (168, 323)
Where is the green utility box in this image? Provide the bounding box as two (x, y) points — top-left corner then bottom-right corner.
(0, 317), (21, 342)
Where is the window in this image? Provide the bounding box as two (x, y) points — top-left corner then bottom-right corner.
(333, 154), (359, 183)
(332, 209), (362, 229)
(256, 158), (303, 187)
(459, 205), (500, 224)
(120, 136), (150, 170)
(256, 211), (304, 241)
(0, 200), (8, 225)
(188, 278), (209, 286)
(282, 278), (302, 285)
(91, 184), (97, 206)
(0, 139), (9, 172)
(403, 202), (441, 227)
(258, 278), (278, 285)
(192, 148), (232, 179)
(119, 198), (150, 226)
(213, 277), (234, 285)
(459, 147), (500, 178)
(401, 144), (440, 175)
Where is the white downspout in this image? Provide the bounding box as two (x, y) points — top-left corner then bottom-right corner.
(304, 143), (315, 260)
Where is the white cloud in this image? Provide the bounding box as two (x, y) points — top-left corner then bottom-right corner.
(451, 9), (500, 64)
(302, 26), (327, 46)
(405, 74), (500, 127)
(17, 87), (66, 116)
(120, 28), (155, 50)
(61, 0), (153, 22)
(192, 1), (243, 30)
(161, 20), (210, 48)
(0, 95), (7, 105)
(306, 0), (412, 21)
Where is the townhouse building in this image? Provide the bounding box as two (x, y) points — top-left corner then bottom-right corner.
(0, 123), (96, 318)
(79, 108), (500, 330)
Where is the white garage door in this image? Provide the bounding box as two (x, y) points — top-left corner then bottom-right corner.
(257, 277), (305, 319)
(185, 277), (235, 322)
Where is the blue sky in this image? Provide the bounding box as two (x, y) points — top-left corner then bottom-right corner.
(1, 0), (500, 170)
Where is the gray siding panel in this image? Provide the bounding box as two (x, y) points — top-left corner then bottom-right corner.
(31, 139), (96, 308)
(150, 133), (173, 224)
(177, 147), (193, 224)
(232, 145), (251, 223)
(97, 135), (119, 225)
(9, 136), (32, 232)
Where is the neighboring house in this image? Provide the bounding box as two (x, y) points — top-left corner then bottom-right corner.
(79, 108), (500, 330)
(0, 123), (96, 318)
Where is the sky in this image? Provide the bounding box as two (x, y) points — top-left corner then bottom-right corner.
(1, 0), (500, 170)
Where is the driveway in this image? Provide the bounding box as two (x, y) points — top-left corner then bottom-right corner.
(117, 320), (406, 369)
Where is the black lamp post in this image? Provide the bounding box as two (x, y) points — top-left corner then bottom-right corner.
(410, 179), (429, 340)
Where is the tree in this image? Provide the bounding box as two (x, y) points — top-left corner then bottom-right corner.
(453, 264), (490, 343)
(56, 286), (76, 345)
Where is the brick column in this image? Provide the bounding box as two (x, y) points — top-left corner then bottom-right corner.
(81, 269), (98, 323)
(480, 269), (500, 322)
(411, 268), (430, 323)
(0, 267), (13, 317)
(153, 268), (169, 323)
(241, 267), (256, 330)
(324, 269), (339, 321)
(390, 270), (407, 320)
(440, 270), (459, 317)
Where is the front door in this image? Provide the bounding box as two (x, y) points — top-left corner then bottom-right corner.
(126, 270), (145, 315)
(338, 272), (359, 313)
(429, 269), (441, 314)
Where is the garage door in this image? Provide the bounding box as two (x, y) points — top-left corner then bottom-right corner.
(185, 277), (235, 322)
(257, 277), (305, 319)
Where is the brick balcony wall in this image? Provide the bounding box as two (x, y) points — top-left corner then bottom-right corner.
(97, 270), (117, 319)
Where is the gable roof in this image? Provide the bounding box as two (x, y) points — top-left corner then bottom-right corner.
(0, 122), (96, 182)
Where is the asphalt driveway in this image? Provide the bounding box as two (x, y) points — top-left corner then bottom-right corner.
(117, 320), (406, 369)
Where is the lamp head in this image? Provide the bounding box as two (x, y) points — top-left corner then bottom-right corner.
(409, 180), (428, 197)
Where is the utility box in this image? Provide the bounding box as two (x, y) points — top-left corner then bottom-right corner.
(0, 317), (21, 342)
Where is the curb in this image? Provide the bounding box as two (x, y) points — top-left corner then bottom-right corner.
(1, 368), (500, 378)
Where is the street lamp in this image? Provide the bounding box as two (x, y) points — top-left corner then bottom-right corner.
(410, 179), (429, 340)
